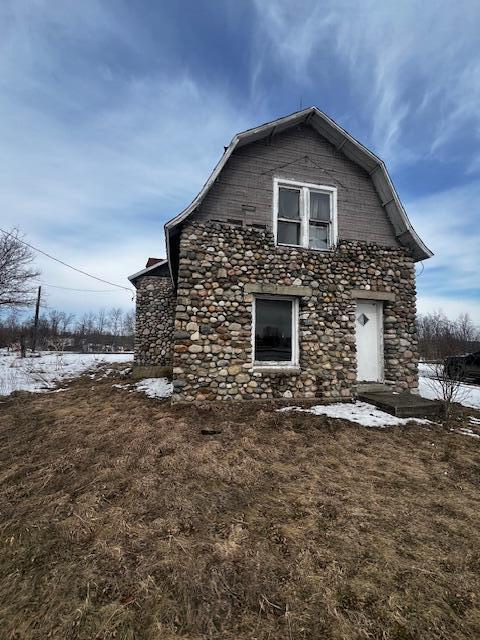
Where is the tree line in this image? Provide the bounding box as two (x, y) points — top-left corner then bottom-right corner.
(0, 307), (135, 352)
(416, 311), (480, 361)
(4, 307), (477, 359)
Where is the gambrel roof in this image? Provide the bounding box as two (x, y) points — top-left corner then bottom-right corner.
(165, 107), (432, 277)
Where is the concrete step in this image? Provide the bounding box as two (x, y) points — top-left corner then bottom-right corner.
(358, 391), (441, 418)
(357, 382), (391, 393)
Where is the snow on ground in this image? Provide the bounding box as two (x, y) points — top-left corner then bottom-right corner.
(454, 427), (480, 439)
(111, 378), (173, 399)
(135, 378), (173, 399)
(418, 362), (437, 377)
(280, 401), (430, 428)
(0, 349), (133, 396)
(418, 363), (480, 410)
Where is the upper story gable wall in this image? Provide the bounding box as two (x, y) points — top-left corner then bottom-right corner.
(193, 124), (400, 248)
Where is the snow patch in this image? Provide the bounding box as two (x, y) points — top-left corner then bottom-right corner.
(0, 350), (133, 396)
(419, 362), (480, 409)
(279, 401), (431, 428)
(451, 427), (480, 439)
(135, 378), (173, 399)
(418, 376), (480, 409)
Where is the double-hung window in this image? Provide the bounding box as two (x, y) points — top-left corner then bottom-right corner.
(253, 296), (298, 368)
(274, 178), (337, 250)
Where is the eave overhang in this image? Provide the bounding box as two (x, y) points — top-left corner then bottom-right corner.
(128, 258), (168, 288)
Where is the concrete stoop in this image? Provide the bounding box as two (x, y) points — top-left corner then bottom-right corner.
(356, 382), (391, 394)
(358, 390), (441, 418)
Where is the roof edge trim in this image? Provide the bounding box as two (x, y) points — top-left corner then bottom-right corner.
(128, 258), (168, 283)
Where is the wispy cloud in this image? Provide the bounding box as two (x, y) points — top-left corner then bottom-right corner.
(407, 182), (480, 321)
(252, 0), (480, 167)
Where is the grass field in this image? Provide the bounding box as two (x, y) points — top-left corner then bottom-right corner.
(1, 366), (480, 639)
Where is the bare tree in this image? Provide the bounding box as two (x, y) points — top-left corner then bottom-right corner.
(76, 311), (96, 337)
(108, 307), (123, 346)
(59, 311), (74, 334)
(424, 362), (471, 419)
(47, 309), (74, 336)
(455, 313), (479, 352)
(47, 309), (63, 336)
(0, 229), (39, 312)
(417, 310), (480, 361)
(122, 310), (135, 336)
(95, 308), (107, 335)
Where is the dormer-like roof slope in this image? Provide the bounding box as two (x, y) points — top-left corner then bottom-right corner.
(165, 107), (432, 276)
(128, 258), (168, 288)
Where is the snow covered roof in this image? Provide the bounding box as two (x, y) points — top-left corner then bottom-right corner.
(164, 107), (432, 277)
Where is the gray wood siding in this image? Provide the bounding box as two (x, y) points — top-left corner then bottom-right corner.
(194, 124), (400, 247)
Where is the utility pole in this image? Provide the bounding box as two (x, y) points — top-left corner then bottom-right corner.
(32, 286), (41, 353)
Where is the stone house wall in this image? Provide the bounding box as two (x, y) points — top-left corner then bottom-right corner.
(172, 221), (418, 402)
(134, 276), (176, 367)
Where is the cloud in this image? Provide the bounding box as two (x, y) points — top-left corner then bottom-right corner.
(407, 182), (480, 322)
(0, 76), (249, 231)
(252, 0), (480, 167)
(0, 1), (263, 315)
(0, 72), (255, 307)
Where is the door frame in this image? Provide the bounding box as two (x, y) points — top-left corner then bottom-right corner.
(355, 299), (385, 383)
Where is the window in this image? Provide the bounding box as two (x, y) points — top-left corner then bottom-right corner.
(273, 178), (337, 250)
(277, 187), (301, 246)
(253, 296), (298, 367)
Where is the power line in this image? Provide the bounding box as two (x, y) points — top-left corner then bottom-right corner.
(39, 282), (119, 293)
(0, 227), (134, 294)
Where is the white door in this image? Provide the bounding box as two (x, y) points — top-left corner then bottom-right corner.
(355, 300), (383, 382)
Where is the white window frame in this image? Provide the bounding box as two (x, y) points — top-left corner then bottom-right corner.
(273, 178), (338, 251)
(251, 295), (299, 369)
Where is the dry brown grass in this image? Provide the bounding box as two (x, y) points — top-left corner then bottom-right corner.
(1, 368), (480, 639)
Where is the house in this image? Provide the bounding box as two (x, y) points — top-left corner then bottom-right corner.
(129, 107), (432, 402)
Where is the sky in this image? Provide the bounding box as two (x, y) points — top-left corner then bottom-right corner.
(0, 0), (479, 323)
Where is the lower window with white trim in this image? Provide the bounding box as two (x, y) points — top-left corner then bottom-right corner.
(253, 296), (299, 367)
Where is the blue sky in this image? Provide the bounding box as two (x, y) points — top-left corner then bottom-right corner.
(1, 0), (479, 321)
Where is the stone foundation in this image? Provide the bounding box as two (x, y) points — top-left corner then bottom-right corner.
(134, 276), (175, 367)
(172, 222), (418, 402)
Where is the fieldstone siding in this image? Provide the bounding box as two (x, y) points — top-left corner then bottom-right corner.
(135, 276), (175, 367)
(172, 222), (418, 402)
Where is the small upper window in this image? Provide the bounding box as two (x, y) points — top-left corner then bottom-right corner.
(274, 179), (337, 250)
